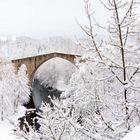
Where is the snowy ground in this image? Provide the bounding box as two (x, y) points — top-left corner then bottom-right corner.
(0, 121), (24, 140)
(0, 106), (140, 140)
(122, 125), (140, 140)
(0, 106), (26, 140)
(0, 121), (16, 140)
(0, 121), (140, 140)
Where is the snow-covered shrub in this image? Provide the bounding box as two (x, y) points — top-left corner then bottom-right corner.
(15, 99), (72, 140)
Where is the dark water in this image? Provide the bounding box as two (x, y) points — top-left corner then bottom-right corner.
(31, 78), (62, 109)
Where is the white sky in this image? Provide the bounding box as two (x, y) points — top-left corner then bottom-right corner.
(0, 0), (109, 39)
(0, 0), (139, 39)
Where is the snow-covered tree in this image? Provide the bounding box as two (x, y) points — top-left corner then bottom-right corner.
(0, 57), (18, 120)
(14, 64), (30, 111)
(35, 100), (71, 140)
(62, 0), (140, 139)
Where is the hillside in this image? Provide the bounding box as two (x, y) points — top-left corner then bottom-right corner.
(0, 36), (84, 60)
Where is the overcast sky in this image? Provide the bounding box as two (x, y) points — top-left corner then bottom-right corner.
(0, 0), (109, 39)
(1, 0), (139, 39)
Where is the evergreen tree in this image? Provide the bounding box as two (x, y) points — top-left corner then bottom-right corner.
(14, 64), (30, 110)
(0, 57), (17, 120)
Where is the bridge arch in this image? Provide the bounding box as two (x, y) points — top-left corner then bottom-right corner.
(31, 56), (76, 84)
(12, 52), (78, 82)
(31, 57), (76, 108)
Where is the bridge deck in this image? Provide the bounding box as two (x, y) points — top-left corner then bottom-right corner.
(11, 52), (80, 61)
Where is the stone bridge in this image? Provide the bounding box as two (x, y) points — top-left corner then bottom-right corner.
(12, 52), (78, 81)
